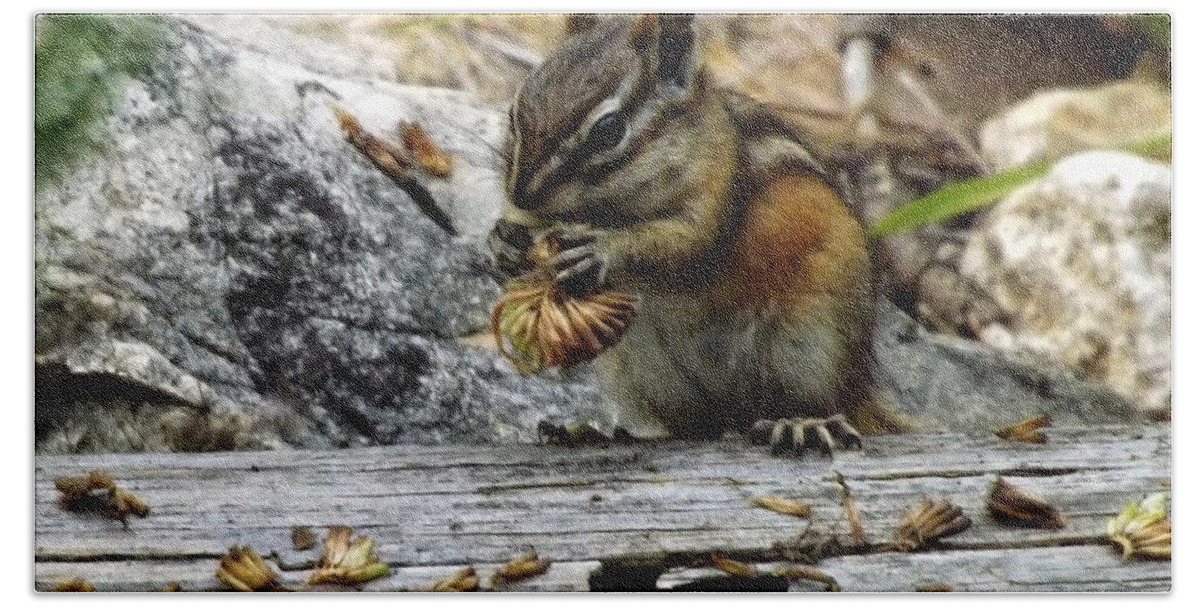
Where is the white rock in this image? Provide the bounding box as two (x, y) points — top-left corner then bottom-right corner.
(979, 80), (1171, 171)
(960, 151), (1171, 416)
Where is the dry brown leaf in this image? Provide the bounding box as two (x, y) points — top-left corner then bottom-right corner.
(994, 414), (1052, 444)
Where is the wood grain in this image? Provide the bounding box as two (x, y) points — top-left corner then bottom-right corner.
(35, 424), (1170, 592)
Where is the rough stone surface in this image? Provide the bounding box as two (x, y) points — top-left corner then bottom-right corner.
(978, 80), (1171, 170)
(959, 151), (1171, 417)
(34, 17), (1150, 454)
(34, 17), (601, 453)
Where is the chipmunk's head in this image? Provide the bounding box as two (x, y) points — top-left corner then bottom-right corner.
(504, 15), (718, 220)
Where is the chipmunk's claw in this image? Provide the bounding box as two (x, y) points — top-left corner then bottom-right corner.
(548, 229), (608, 297)
(749, 414), (863, 457)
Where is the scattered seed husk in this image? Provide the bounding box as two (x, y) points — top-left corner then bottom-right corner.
(400, 121), (455, 177)
(986, 476), (1066, 529)
(834, 472), (868, 546)
(429, 566), (481, 592)
(750, 495), (812, 518)
(307, 526), (391, 586)
(51, 578), (96, 592)
(216, 545), (288, 592)
(994, 414), (1052, 444)
(162, 581), (183, 592)
(710, 552), (759, 578)
(771, 565), (839, 591)
(916, 583), (954, 592)
(893, 499), (972, 551)
(334, 105), (414, 177)
(1107, 492), (1171, 561)
(490, 549), (551, 587)
(492, 234), (638, 372)
(54, 470), (149, 525)
(291, 525), (316, 551)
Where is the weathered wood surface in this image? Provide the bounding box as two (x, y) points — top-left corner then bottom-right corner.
(35, 423), (1171, 592)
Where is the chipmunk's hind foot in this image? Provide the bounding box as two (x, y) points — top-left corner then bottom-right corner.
(536, 419), (639, 448)
(749, 414), (863, 457)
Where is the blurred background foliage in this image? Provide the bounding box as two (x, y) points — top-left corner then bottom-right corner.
(34, 14), (165, 190)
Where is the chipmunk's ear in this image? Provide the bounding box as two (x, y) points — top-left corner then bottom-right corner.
(564, 14), (601, 37)
(630, 14), (698, 97)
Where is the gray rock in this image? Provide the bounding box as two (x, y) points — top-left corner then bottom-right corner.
(874, 300), (1143, 431)
(35, 17), (601, 452)
(959, 151), (1171, 417)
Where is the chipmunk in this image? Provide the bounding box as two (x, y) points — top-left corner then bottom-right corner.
(488, 14), (912, 455)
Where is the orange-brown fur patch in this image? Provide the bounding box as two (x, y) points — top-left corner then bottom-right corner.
(718, 174), (867, 314)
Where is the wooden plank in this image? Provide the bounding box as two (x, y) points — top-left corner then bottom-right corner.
(34, 424), (1170, 592)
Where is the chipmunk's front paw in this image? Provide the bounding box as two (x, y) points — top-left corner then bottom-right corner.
(487, 219), (535, 281)
(547, 229), (609, 297)
(749, 414), (863, 457)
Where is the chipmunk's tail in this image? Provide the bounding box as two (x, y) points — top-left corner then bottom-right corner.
(847, 389), (916, 435)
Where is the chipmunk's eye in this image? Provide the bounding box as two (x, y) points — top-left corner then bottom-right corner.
(583, 112), (626, 154)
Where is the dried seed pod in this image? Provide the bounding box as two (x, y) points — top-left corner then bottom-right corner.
(771, 565), (840, 591)
(986, 476), (1067, 529)
(916, 583), (954, 592)
(51, 578), (96, 592)
(291, 525), (316, 551)
(893, 499), (972, 551)
(750, 495), (812, 518)
(1107, 492), (1171, 561)
(400, 122), (455, 178)
(307, 526), (390, 586)
(710, 552), (759, 578)
(429, 566), (480, 592)
(994, 414), (1052, 444)
(490, 549), (551, 587)
(54, 470), (149, 525)
(492, 234), (637, 372)
(216, 545), (287, 592)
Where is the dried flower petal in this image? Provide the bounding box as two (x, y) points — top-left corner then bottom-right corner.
(401, 122), (455, 177)
(490, 549), (551, 587)
(429, 566), (480, 592)
(986, 476), (1066, 529)
(711, 552), (758, 578)
(994, 414), (1052, 444)
(307, 526), (390, 586)
(492, 234), (637, 372)
(893, 498), (972, 551)
(216, 545), (286, 592)
(51, 578), (96, 592)
(750, 495), (812, 518)
(1107, 492), (1171, 561)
